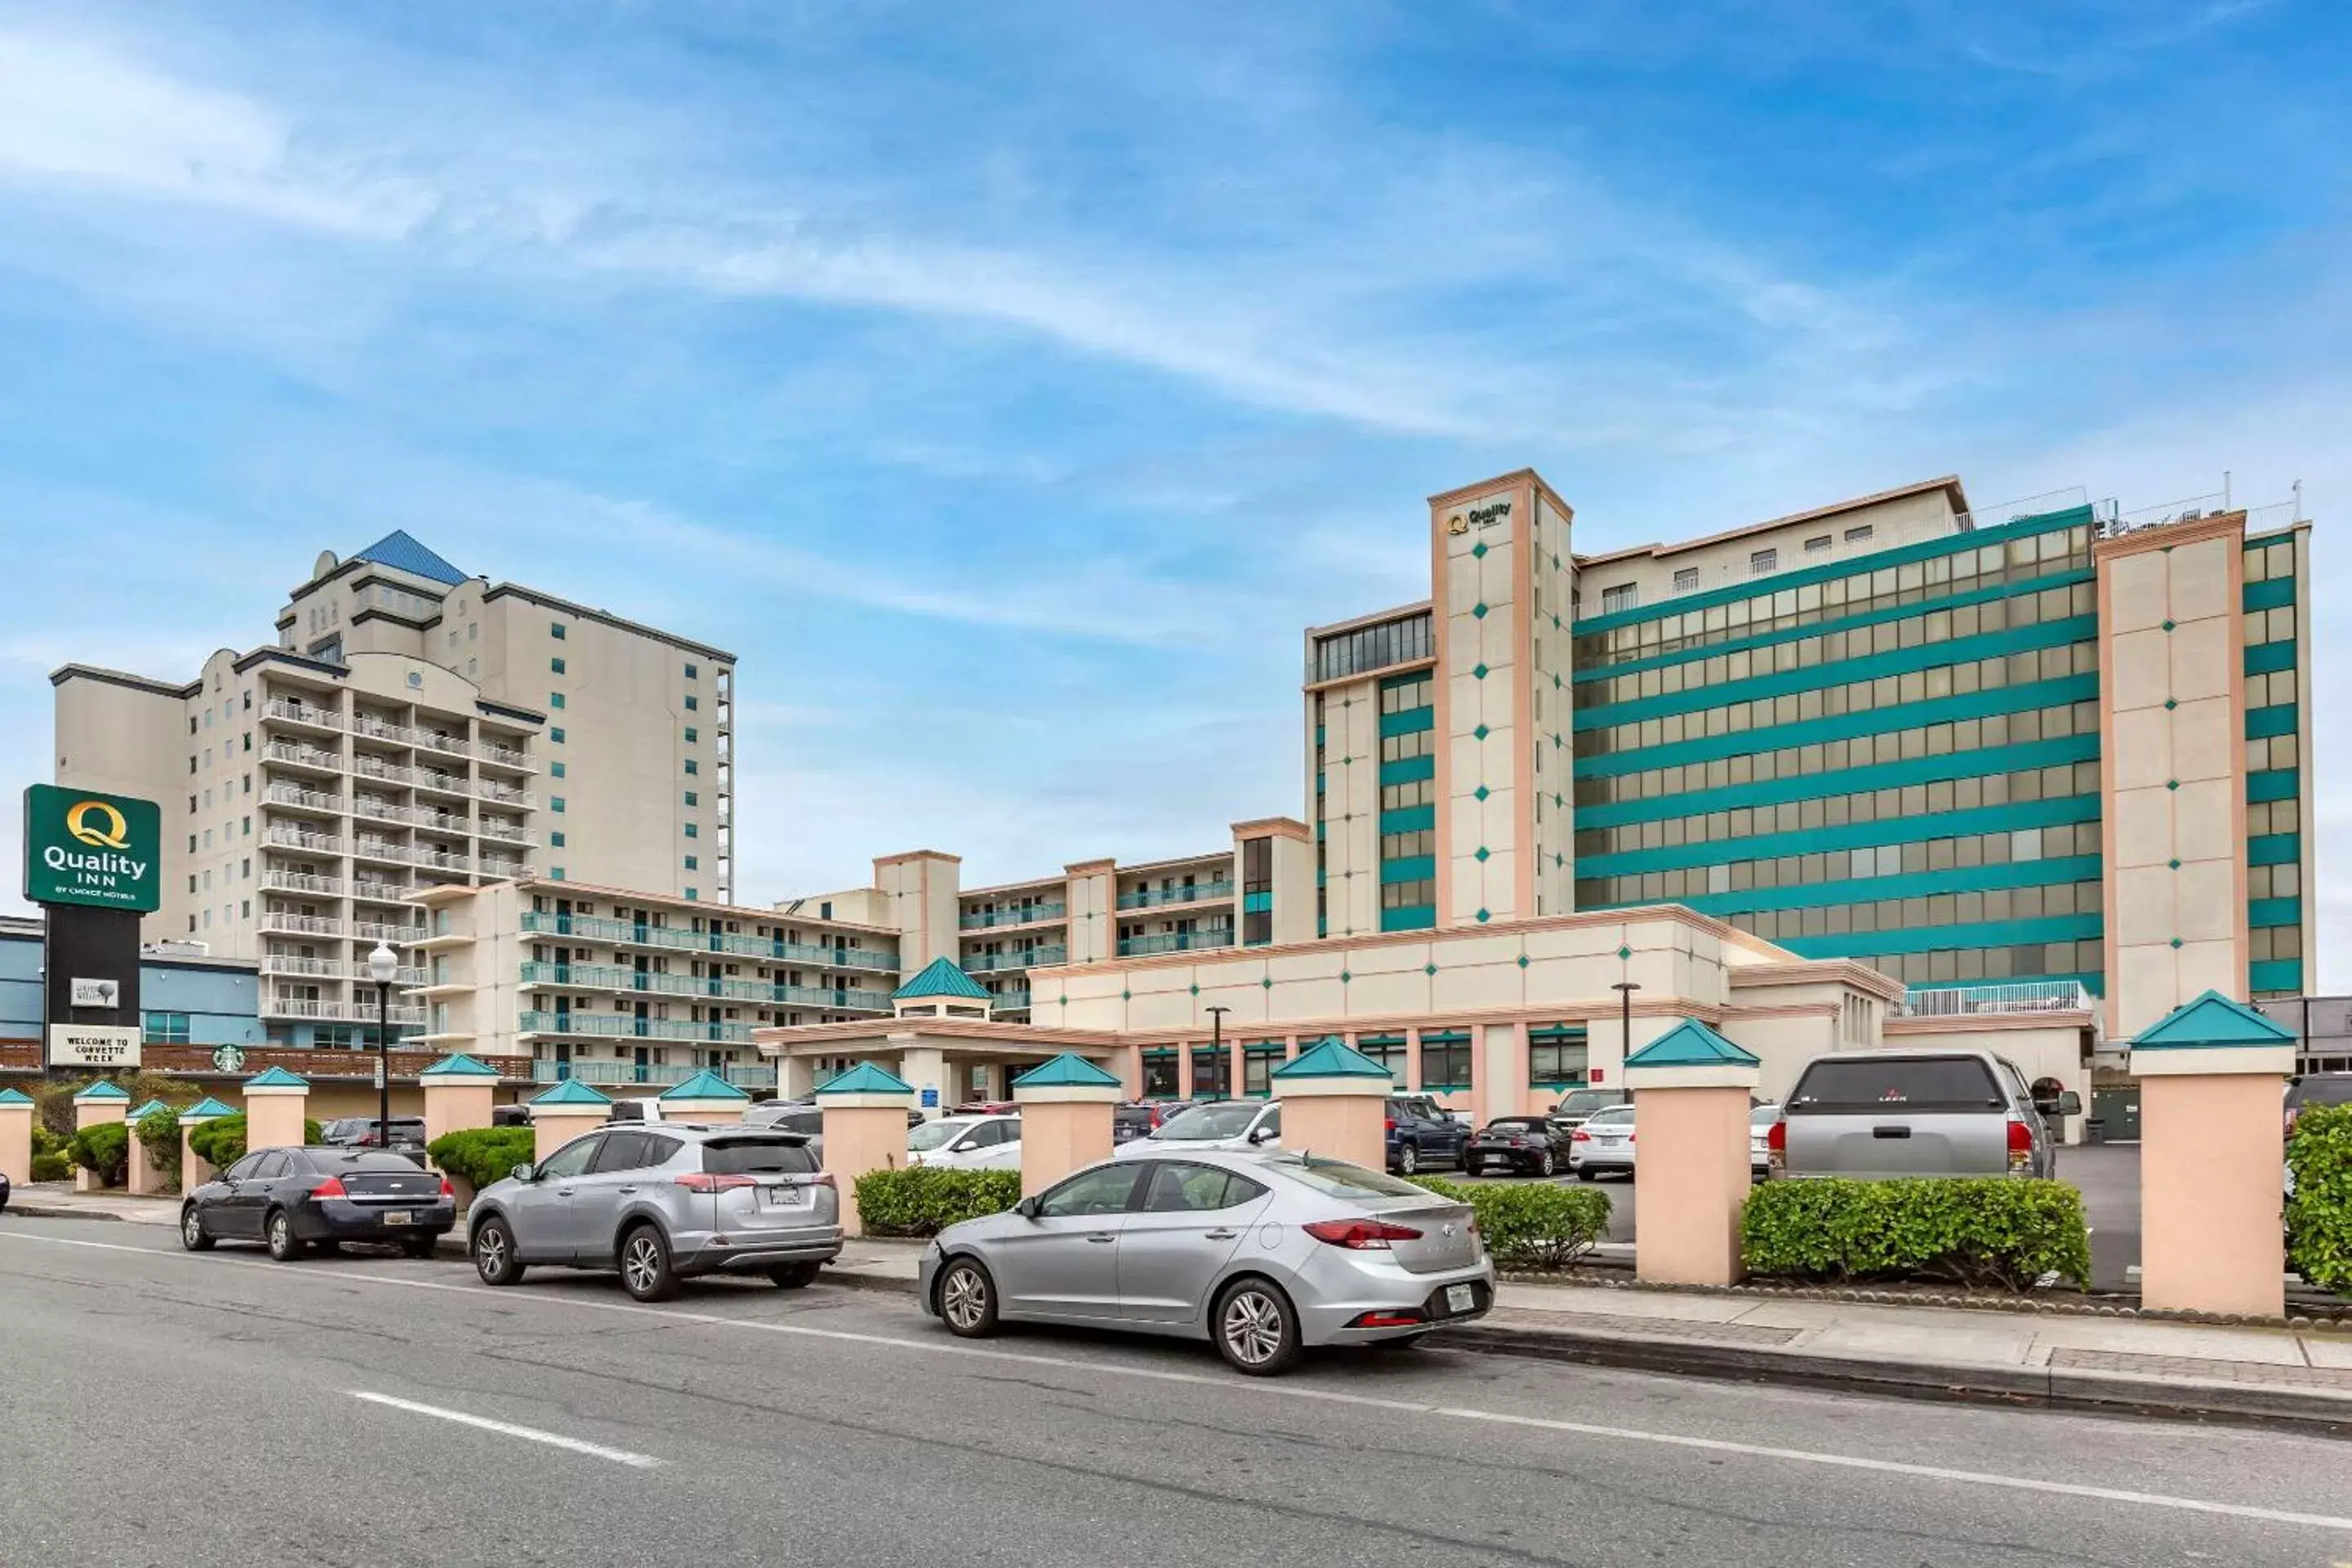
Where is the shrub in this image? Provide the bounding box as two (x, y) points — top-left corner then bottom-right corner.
(185, 1114), (326, 1170)
(1741, 1177), (2091, 1290)
(33, 1072), (204, 1139)
(428, 1127), (538, 1191)
(853, 1166), (1023, 1236)
(2287, 1103), (2352, 1294)
(135, 1107), (186, 1187)
(68, 1121), (131, 1186)
(1410, 1175), (1611, 1270)
(29, 1124), (71, 1182)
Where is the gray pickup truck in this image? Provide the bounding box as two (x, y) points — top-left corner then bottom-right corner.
(1775, 1049), (2076, 1180)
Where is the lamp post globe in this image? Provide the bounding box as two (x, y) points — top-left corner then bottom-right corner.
(368, 942), (399, 1147)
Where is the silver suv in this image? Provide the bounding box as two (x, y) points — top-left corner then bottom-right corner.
(1774, 1049), (2075, 1180)
(467, 1124), (841, 1301)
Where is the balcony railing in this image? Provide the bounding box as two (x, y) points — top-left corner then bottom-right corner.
(261, 742), (342, 772)
(962, 946), (1066, 973)
(261, 871), (346, 896)
(528, 1058), (776, 1089)
(521, 964), (886, 1013)
(960, 903), (1066, 930)
(260, 912), (345, 937)
(264, 785), (345, 813)
(1116, 929), (1236, 957)
(262, 700), (343, 731)
(477, 821), (532, 844)
(1116, 880), (1234, 911)
(989, 989), (1032, 1011)
(480, 858), (528, 880)
(516, 909), (898, 970)
(261, 955), (425, 985)
(518, 1011), (758, 1045)
(263, 828), (345, 854)
(1891, 980), (2096, 1018)
(356, 919), (426, 945)
(264, 996), (428, 1025)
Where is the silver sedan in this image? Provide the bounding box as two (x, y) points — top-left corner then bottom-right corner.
(916, 1149), (1494, 1375)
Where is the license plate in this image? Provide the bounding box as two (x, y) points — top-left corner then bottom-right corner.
(381, 1210), (413, 1226)
(1446, 1284), (1475, 1315)
(761, 1186), (810, 1209)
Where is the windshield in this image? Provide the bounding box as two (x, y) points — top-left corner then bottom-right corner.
(1152, 1102), (1263, 1140)
(1556, 1090), (1622, 1115)
(702, 1137), (818, 1174)
(2290, 1076), (2352, 1107)
(907, 1118), (978, 1152)
(1485, 1118), (1544, 1133)
(1749, 1106), (1781, 1127)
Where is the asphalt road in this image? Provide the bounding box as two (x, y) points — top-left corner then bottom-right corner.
(5, 1212), (2347, 1567)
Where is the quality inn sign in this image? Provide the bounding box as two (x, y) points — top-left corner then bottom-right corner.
(23, 784), (161, 913)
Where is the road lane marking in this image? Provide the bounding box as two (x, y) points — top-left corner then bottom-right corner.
(8, 1227), (2352, 1534)
(350, 1391), (663, 1468)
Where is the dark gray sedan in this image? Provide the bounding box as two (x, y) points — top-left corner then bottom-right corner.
(918, 1149), (1494, 1375)
(180, 1147), (453, 1261)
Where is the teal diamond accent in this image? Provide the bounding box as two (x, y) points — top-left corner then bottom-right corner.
(1262, 976), (1273, 989)
(1425, 962), (1437, 976)
(1189, 984), (1200, 996)
(1474, 846), (1490, 862)
(2162, 619), (2176, 631)
(1472, 785), (1490, 802)
(1120, 989), (1131, 1001)
(1339, 970), (1352, 983)
(2167, 858), (2181, 869)
(1617, 945), (1633, 960)
(2163, 698), (2177, 710)
(1473, 724), (1490, 741)
(1552, 792), (1564, 808)
(1472, 602), (1489, 619)
(1552, 673), (1562, 688)
(1472, 662), (1489, 679)
(2166, 779), (2180, 791)
(1470, 541), (1488, 559)
(1517, 954), (1530, 969)
(1555, 853), (1566, 867)
(2170, 937), (2184, 949)
(1475, 908), (1490, 923)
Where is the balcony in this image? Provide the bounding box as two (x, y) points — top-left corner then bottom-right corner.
(477, 780), (532, 807)
(261, 742), (341, 774)
(477, 821), (533, 845)
(514, 910), (898, 970)
(1116, 880), (1234, 911)
(989, 989), (1032, 1011)
(357, 799), (470, 834)
(517, 960), (891, 1010)
(960, 903), (1066, 930)
(518, 1011), (758, 1045)
(1890, 980), (2096, 1018)
(263, 784), (344, 816)
(477, 740), (533, 771)
(775, 984), (893, 1012)
(528, 1058), (776, 1089)
(479, 857), (527, 880)
(261, 700), (343, 733)
(260, 911), (345, 937)
(262, 955), (425, 986)
(262, 827), (345, 854)
(261, 871), (347, 897)
(264, 996), (428, 1026)
(1116, 929), (1236, 958)
(351, 880), (412, 905)
(356, 918), (426, 945)
(962, 946), (1066, 973)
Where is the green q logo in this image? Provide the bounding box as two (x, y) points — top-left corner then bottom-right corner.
(65, 800), (129, 849)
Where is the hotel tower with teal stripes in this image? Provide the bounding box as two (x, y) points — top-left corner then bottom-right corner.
(1303, 472), (2314, 1042)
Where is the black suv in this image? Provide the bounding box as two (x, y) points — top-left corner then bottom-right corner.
(1384, 1095), (1468, 1175)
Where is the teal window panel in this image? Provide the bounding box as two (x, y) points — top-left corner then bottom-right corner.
(1572, 566), (2095, 687)
(2245, 704), (2297, 739)
(1379, 855), (1437, 884)
(1776, 912), (2100, 960)
(2247, 832), (2301, 866)
(1577, 794), (2102, 880)
(1379, 804), (1437, 834)
(2248, 896), (2301, 929)
(1379, 670), (1432, 693)
(1593, 854), (2104, 920)
(1242, 890), (1273, 914)
(2242, 577), (2295, 612)
(2247, 768), (2298, 804)
(1379, 904), (1436, 932)
(1571, 505), (2093, 635)
(2249, 959), (2304, 994)
(1573, 615), (2098, 733)
(1379, 755), (1437, 786)
(1379, 706), (1435, 737)
(2244, 641), (2297, 675)
(1574, 733), (2100, 831)
(1574, 672), (2097, 779)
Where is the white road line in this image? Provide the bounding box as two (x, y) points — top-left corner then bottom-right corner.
(349, 1391), (663, 1468)
(7, 1227), (2350, 1534)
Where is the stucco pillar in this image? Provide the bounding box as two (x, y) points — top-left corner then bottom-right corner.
(1270, 1038), (1394, 1169)
(71, 1081), (129, 1192)
(179, 1098), (234, 1191)
(1626, 1020), (1762, 1288)
(899, 1046), (947, 1120)
(780, 1054), (817, 1102)
(529, 1077), (612, 1165)
(124, 1102), (166, 1196)
(242, 1067), (311, 1153)
(420, 1054), (501, 1153)
(0, 1089), (33, 1186)
(1011, 1054), (1123, 1197)
(659, 1069), (750, 1125)
(817, 1063), (917, 1236)
(2131, 991), (2298, 1317)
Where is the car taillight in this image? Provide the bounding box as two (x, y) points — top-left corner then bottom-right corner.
(439, 1176), (456, 1198)
(1571, 1129), (1591, 1143)
(1383, 1118), (1396, 1131)
(1303, 1218), (1424, 1250)
(1766, 1120), (1786, 1152)
(814, 1172), (836, 1188)
(675, 1172), (758, 1193)
(309, 1176), (348, 1199)
(2007, 1116), (2033, 1170)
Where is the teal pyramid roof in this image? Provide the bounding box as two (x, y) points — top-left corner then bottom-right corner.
(2133, 989), (2297, 1049)
(530, 1078), (612, 1107)
(0, 1088), (33, 1106)
(1272, 1036), (1393, 1080)
(127, 1100), (170, 1121)
(1625, 1018), (1761, 1068)
(352, 529), (468, 586)
(1013, 1053), (1123, 1089)
(72, 1080), (129, 1101)
(814, 1062), (914, 1097)
(182, 1097), (236, 1120)
(892, 956), (993, 1003)
(421, 1052), (501, 1078)
(659, 1068), (751, 1102)
(244, 1066), (310, 1088)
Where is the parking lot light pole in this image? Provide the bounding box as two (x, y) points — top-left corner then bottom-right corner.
(1205, 1005), (1230, 1100)
(1611, 981), (1641, 1071)
(368, 942), (399, 1145)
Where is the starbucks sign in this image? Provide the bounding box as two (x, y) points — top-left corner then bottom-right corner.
(23, 784), (162, 913)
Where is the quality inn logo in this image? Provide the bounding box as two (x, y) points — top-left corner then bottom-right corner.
(24, 783), (160, 912)
(66, 799), (130, 849)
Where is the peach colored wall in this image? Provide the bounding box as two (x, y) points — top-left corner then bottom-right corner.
(822, 1103), (914, 1236)
(1281, 1092), (1386, 1169)
(2139, 1072), (2285, 1317)
(243, 1092), (308, 1153)
(0, 1104), (32, 1186)
(1018, 1101), (1115, 1197)
(423, 1082), (496, 1150)
(180, 1125), (219, 1189)
(533, 1111), (607, 1166)
(1631, 1086), (1753, 1286)
(73, 1100), (127, 1192)
(127, 1133), (163, 1196)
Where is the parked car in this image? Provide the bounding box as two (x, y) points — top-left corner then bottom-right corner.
(1114, 1101), (1193, 1144)
(318, 1116), (429, 1152)
(919, 1150), (1494, 1374)
(1771, 1049), (2074, 1180)
(491, 1104), (532, 1129)
(743, 1102), (826, 1161)
(1113, 1098), (1281, 1160)
(950, 1100), (1020, 1116)
(906, 1113), (1022, 1169)
(467, 1125), (841, 1301)
(1569, 1105), (1637, 1180)
(1385, 1096), (1469, 1176)
(181, 1147), (454, 1260)
(1548, 1088), (1631, 1131)
(1748, 1103), (1781, 1180)
(0, 1169), (11, 1214)
(1465, 1115), (1573, 1178)
(2285, 1074), (2352, 1137)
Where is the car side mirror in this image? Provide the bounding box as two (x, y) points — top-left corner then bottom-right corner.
(511, 1163), (537, 1183)
(2054, 1091), (2082, 1116)
(1248, 1125), (1277, 1145)
(1013, 1196), (1040, 1219)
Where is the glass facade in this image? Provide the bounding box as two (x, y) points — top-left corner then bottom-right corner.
(2243, 532), (2303, 997)
(1378, 670), (1437, 930)
(1312, 611), (1432, 684)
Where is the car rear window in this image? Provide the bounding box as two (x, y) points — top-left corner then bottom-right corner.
(1486, 1118), (1544, 1132)
(305, 1151), (426, 1173)
(2288, 1076), (2352, 1107)
(1789, 1057), (2004, 1113)
(1269, 1156), (1429, 1200)
(702, 1137), (818, 1175)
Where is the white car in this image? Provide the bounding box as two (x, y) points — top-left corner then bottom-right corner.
(1569, 1105), (1636, 1180)
(1749, 1102), (1781, 1180)
(906, 1114), (1022, 1170)
(1112, 1099), (1281, 1160)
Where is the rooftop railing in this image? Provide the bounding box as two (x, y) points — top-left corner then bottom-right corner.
(1889, 980), (2095, 1018)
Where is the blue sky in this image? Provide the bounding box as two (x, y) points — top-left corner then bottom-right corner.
(0, 2), (2342, 982)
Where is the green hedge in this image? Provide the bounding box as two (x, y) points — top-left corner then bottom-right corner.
(853, 1167), (1023, 1236)
(68, 1122), (131, 1186)
(428, 1127), (538, 1191)
(185, 1114), (325, 1171)
(29, 1125), (71, 1182)
(135, 1107), (185, 1187)
(2287, 1103), (2352, 1294)
(1742, 1177), (2091, 1290)
(1410, 1175), (1611, 1270)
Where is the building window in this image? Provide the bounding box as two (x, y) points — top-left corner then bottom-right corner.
(1804, 534), (1831, 555)
(550, 692), (565, 710)
(1749, 548), (1778, 575)
(684, 727), (697, 744)
(550, 867), (565, 880)
(550, 797), (566, 813)
(550, 831), (565, 848)
(1191, 1044), (1231, 1099)
(1672, 568), (1699, 593)
(1419, 1030), (1472, 1090)
(551, 657), (566, 674)
(684, 822), (698, 839)
(684, 760), (698, 776)
(684, 695), (698, 711)
(550, 761), (566, 778)
(145, 1012), (192, 1045)
(1600, 583), (1637, 615)
(684, 888), (697, 900)
(1141, 1049), (1179, 1099)
(551, 621), (566, 639)
(684, 791), (698, 807)
(1844, 524), (1873, 543)
(1529, 1027), (1589, 1088)
(550, 727), (565, 744)
(685, 855), (698, 871)
(1356, 1036), (1407, 1080)
(1243, 1040), (1285, 1098)
(684, 662), (699, 679)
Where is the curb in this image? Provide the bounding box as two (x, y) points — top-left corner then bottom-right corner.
(8, 1203), (128, 1223)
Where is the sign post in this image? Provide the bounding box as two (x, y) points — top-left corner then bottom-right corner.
(23, 785), (163, 1074)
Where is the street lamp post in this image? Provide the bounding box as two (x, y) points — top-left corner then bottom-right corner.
(368, 942), (399, 1146)
(1205, 1004), (1231, 1101)
(1610, 981), (1641, 1076)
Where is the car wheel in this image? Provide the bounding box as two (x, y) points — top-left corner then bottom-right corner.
(179, 1205), (215, 1252)
(1213, 1277), (1300, 1376)
(1397, 1144), (1419, 1177)
(1576, 1167), (1597, 1182)
(473, 1217), (526, 1285)
(1539, 1150), (1557, 1178)
(399, 1235), (437, 1259)
(767, 1262), (822, 1290)
(618, 1223), (679, 1302)
(264, 1209), (305, 1263)
(936, 1257), (999, 1338)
